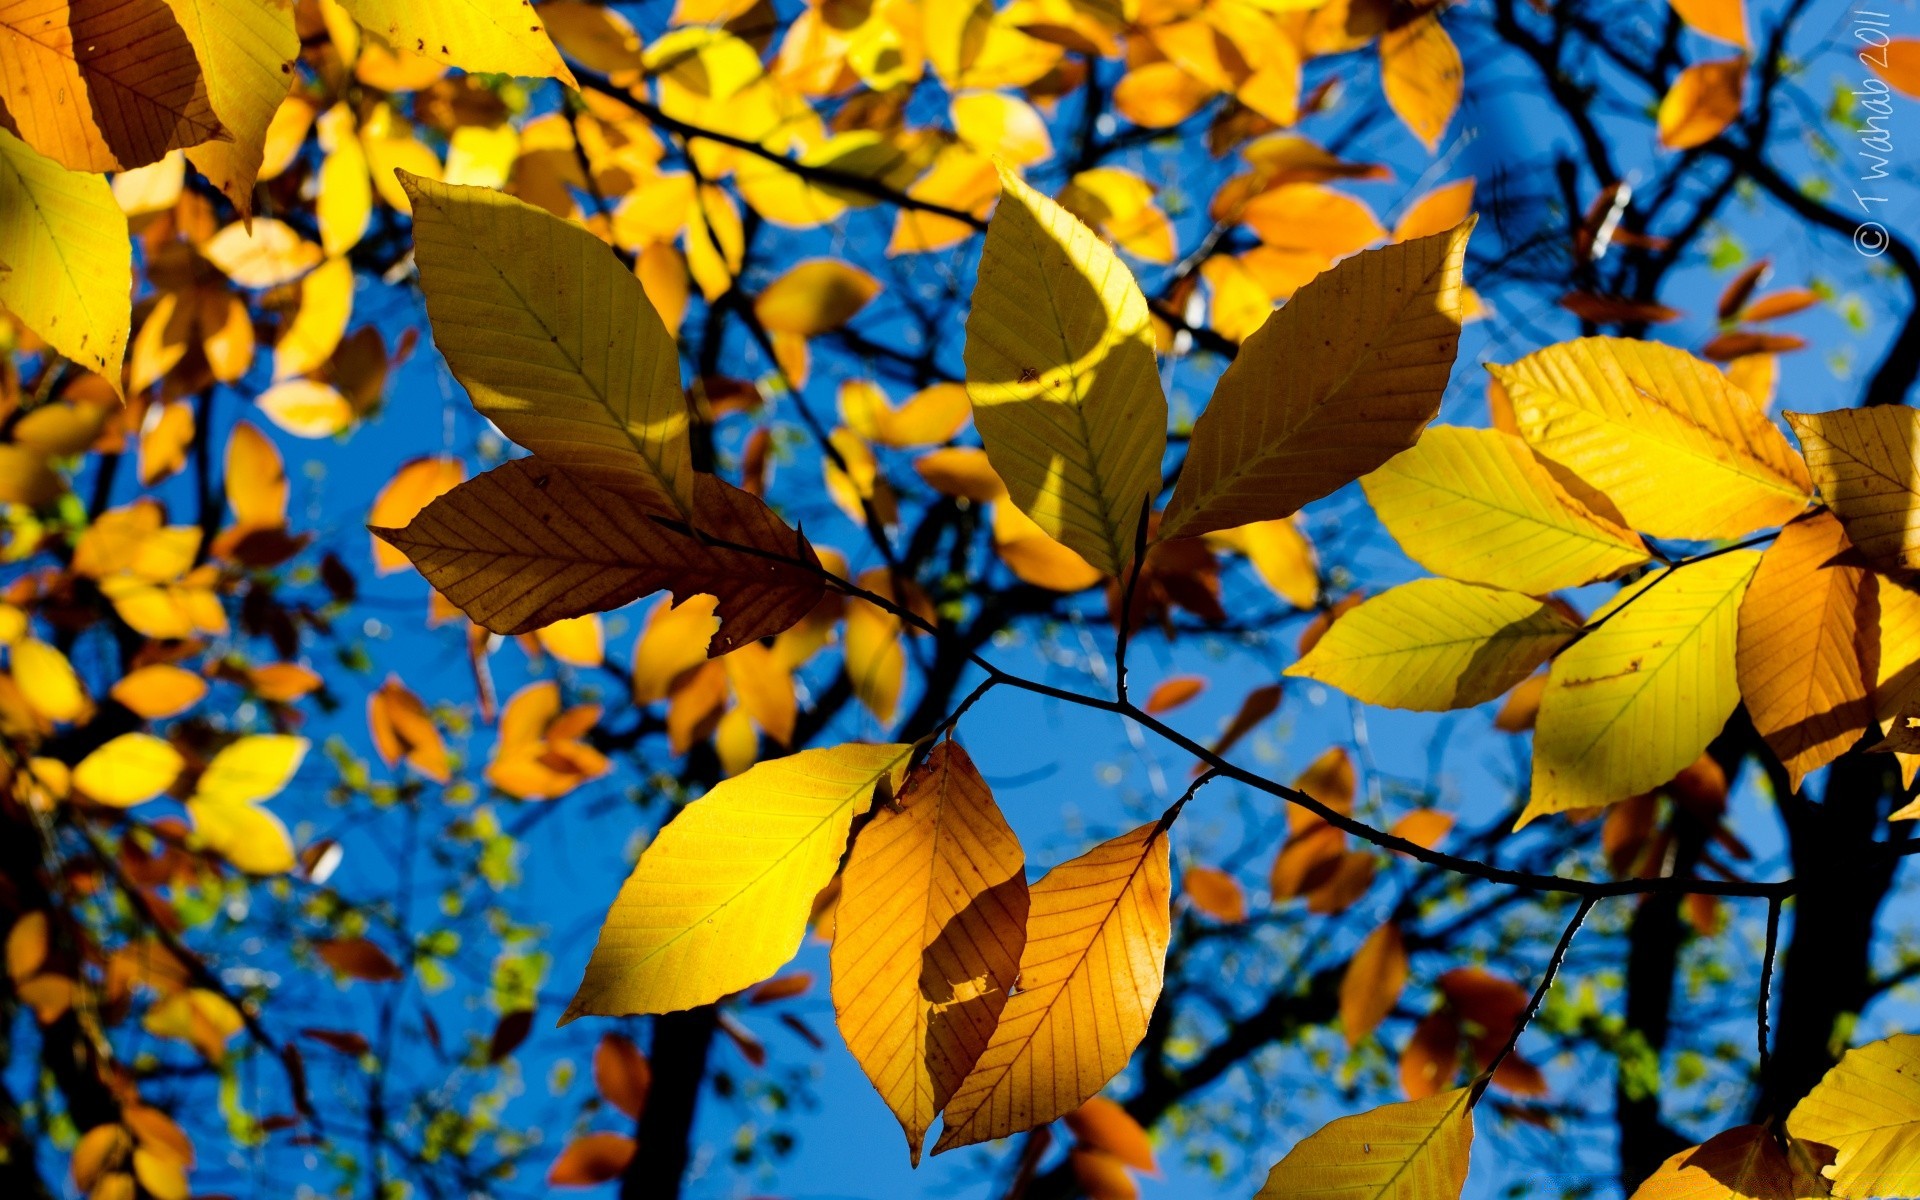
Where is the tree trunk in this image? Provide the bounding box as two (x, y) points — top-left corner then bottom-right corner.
(623, 1006), (720, 1200)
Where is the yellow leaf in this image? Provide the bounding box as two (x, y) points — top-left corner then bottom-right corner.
(401, 173), (693, 515)
(1380, 14), (1462, 152)
(1161, 222), (1472, 541)
(0, 444), (63, 506)
(966, 164), (1167, 576)
(1240, 183), (1386, 263)
(1787, 1033), (1920, 1199)
(224, 420), (288, 529)
(535, 614), (604, 666)
(842, 380), (971, 449)
(1361, 426), (1649, 594)
(375, 460), (825, 651)
(367, 456), (464, 573)
(0, 129), (130, 391)
(1736, 512), (1875, 787)
(632, 594), (720, 704)
(194, 734), (307, 806)
(256, 379), (353, 438)
(73, 734), (184, 807)
(0, 0), (225, 172)
(1786, 407), (1920, 573)
(167, 0), (301, 216)
(203, 217), (323, 288)
(1182, 865), (1246, 922)
(1393, 179), (1475, 243)
(1524, 552), (1760, 824)
(110, 664), (207, 718)
(1491, 337), (1811, 540)
(111, 151), (185, 215)
(337, 0), (575, 84)
(1254, 1088), (1474, 1200)
(993, 501), (1105, 592)
(565, 743), (913, 1018)
(1066, 1096), (1157, 1173)
(187, 796), (295, 873)
(1659, 58), (1746, 150)
(951, 90), (1053, 166)
(1670, 0), (1748, 48)
(5, 911), (45, 981)
(754, 258), (881, 336)
(934, 822), (1172, 1153)
(1210, 519), (1319, 609)
(1629, 1124), (1828, 1200)
(540, 1), (642, 73)
(1288, 579), (1579, 712)
(13, 639), (91, 724)
(832, 743), (1027, 1164)
(1057, 168), (1176, 265)
(1341, 923), (1409, 1048)
(316, 105), (372, 256)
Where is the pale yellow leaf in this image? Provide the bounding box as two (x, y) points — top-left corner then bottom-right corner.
(1491, 337), (1811, 539)
(566, 743), (913, 1018)
(257, 379), (352, 438)
(832, 743), (1027, 1165)
(402, 173), (693, 515)
(1255, 1088), (1474, 1200)
(167, 0), (301, 216)
(1524, 552), (1760, 824)
(1735, 512), (1875, 788)
(1287, 578), (1579, 712)
(1787, 1033), (1920, 1199)
(1361, 426), (1649, 594)
(202, 217), (322, 288)
(965, 164), (1166, 576)
(0, 129), (130, 390)
(1161, 222), (1472, 541)
(187, 796), (295, 873)
(1786, 407), (1920, 573)
(934, 822), (1172, 1153)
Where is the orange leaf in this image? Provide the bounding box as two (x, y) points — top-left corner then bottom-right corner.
(548, 1132), (636, 1186)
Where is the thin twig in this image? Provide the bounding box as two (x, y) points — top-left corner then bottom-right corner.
(1469, 895), (1595, 1106)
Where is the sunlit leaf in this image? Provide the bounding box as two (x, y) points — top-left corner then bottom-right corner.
(74, 734), (184, 807)
(1786, 407), (1920, 573)
(0, 129), (130, 390)
(1255, 1088), (1473, 1200)
(1787, 1033), (1920, 1199)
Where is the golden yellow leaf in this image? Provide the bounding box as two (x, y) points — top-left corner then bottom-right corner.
(965, 164), (1166, 576)
(316, 105), (372, 256)
(951, 90), (1053, 166)
(13, 638), (91, 724)
(73, 734), (184, 807)
(534, 614), (603, 667)
(841, 380), (971, 448)
(375, 459), (824, 652)
(1787, 1033), (1920, 1199)
(1161, 222), (1472, 541)
(1670, 0), (1748, 48)
(256, 379), (352, 437)
(1380, 14), (1462, 152)
(0, 0), (225, 172)
(934, 822), (1172, 1153)
(1057, 168), (1175, 265)
(632, 594), (719, 704)
(202, 217), (323, 288)
(1217, 518), (1321, 609)
(917, 446), (1008, 503)
(1066, 1097), (1157, 1174)
(832, 742), (1027, 1164)
(110, 663), (207, 718)
(1786, 407), (1920, 573)
(566, 742), (913, 1018)
(268, 245), (345, 372)
(1492, 337), (1811, 539)
(1736, 512), (1875, 787)
(367, 456), (463, 573)
(1393, 179), (1475, 243)
(1239, 183), (1386, 263)
(187, 796), (295, 873)
(1629, 1124), (1828, 1200)
(402, 172), (693, 515)
(993, 500), (1105, 592)
(1341, 922), (1409, 1049)
(0, 444), (63, 506)
(5, 910), (45, 981)
(167, 0), (301, 216)
(540, 1), (642, 73)
(1288, 579), (1579, 713)
(0, 129), (130, 390)
(1255, 1088), (1474, 1200)
(1362, 426), (1649, 593)
(224, 420), (287, 529)
(1183, 865), (1246, 922)
(1659, 58), (1746, 150)
(337, 0), (575, 84)
(754, 258), (880, 336)
(110, 151), (184, 215)
(1525, 552), (1760, 824)
(845, 593), (905, 723)
(195, 733), (306, 805)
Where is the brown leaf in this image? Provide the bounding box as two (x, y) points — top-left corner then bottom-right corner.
(488, 1009), (534, 1063)
(548, 1132), (636, 1186)
(593, 1033), (651, 1119)
(373, 459), (823, 655)
(314, 937), (403, 982)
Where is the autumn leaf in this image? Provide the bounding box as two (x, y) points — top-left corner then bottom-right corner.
(0, 129), (130, 390)
(1490, 338), (1811, 540)
(755, 258), (881, 335)
(336, 0), (575, 85)
(1363, 426), (1648, 594)
(1255, 1088), (1474, 1200)
(547, 1132), (635, 1186)
(831, 742), (1027, 1164)
(1786, 407), (1920, 573)
(373, 459), (824, 654)
(934, 822), (1172, 1153)
(1629, 1124), (1829, 1200)
(565, 743), (913, 1019)
(1659, 58), (1747, 150)
(1341, 923), (1409, 1049)
(1287, 579), (1579, 712)
(1670, 0), (1749, 48)
(1525, 552), (1760, 824)
(1160, 221), (1473, 541)
(401, 173), (694, 515)
(166, 0), (300, 216)
(965, 164), (1167, 576)
(1380, 14), (1462, 152)
(1786, 1033), (1920, 1199)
